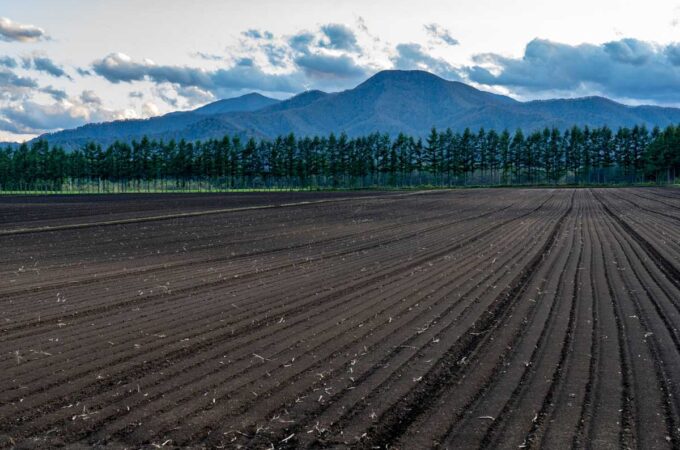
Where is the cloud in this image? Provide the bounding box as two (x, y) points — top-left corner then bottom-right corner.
(35, 57), (69, 78)
(666, 43), (680, 66)
(236, 57), (254, 67)
(466, 38), (680, 103)
(192, 51), (224, 61)
(260, 43), (290, 67)
(288, 32), (316, 53)
(243, 29), (273, 40)
(295, 53), (366, 79)
(151, 83), (215, 108)
(128, 90), (144, 99)
(0, 17), (47, 43)
(0, 56), (17, 69)
(287, 24), (361, 55)
(142, 102), (160, 117)
(23, 55), (71, 79)
(92, 53), (212, 85)
(0, 71), (38, 88)
(153, 85), (178, 107)
(211, 64), (304, 94)
(0, 63), (137, 136)
(92, 52), (304, 95)
(356, 16), (369, 34)
(392, 43), (461, 80)
(603, 38), (655, 66)
(41, 86), (68, 101)
(0, 68), (38, 101)
(175, 85), (214, 105)
(0, 95), (135, 135)
(0, 101), (100, 133)
(424, 24), (459, 46)
(90, 22), (381, 102)
(80, 90), (102, 105)
(0, 68), (66, 102)
(319, 24), (360, 52)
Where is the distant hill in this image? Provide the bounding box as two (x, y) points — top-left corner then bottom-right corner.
(33, 92), (281, 148)
(31, 70), (680, 148)
(191, 92), (280, 115)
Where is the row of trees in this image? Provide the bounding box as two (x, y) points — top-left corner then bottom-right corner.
(1, 124), (680, 191)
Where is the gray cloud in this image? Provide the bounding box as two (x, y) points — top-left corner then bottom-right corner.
(466, 38), (680, 102)
(392, 43), (461, 80)
(92, 52), (304, 95)
(236, 57), (254, 67)
(0, 17), (47, 43)
(319, 24), (360, 52)
(0, 117), (28, 135)
(152, 84), (214, 108)
(0, 101), (92, 133)
(41, 85), (68, 101)
(175, 85), (214, 106)
(192, 51), (224, 61)
(0, 68), (38, 101)
(80, 90), (102, 105)
(0, 71), (38, 88)
(243, 29), (273, 40)
(0, 95), (130, 135)
(295, 53), (366, 79)
(93, 53), (212, 85)
(22, 55), (71, 79)
(210, 64), (303, 94)
(666, 43), (680, 65)
(0, 56), (17, 69)
(288, 32), (315, 53)
(153, 85), (179, 107)
(128, 90), (144, 99)
(287, 24), (361, 56)
(261, 43), (289, 67)
(603, 38), (655, 65)
(424, 24), (459, 46)
(33, 56), (70, 79)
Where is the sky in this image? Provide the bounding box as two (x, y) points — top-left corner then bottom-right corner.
(0, 0), (679, 141)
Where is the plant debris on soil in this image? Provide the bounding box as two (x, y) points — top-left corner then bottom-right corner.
(2, 187), (680, 449)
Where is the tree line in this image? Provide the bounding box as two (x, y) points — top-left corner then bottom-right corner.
(1, 124), (680, 192)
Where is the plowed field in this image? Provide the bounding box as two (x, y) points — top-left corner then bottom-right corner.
(2, 188), (680, 449)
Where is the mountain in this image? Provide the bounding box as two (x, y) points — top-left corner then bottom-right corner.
(33, 93), (281, 148)
(33, 70), (680, 148)
(261, 90), (330, 113)
(192, 92), (280, 115)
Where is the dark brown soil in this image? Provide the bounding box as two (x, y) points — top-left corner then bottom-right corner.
(1, 187), (680, 449)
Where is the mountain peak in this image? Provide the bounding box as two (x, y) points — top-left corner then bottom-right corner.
(193, 92), (280, 115)
(358, 69), (448, 88)
(261, 89), (330, 113)
(240, 92), (269, 99)
(366, 69), (446, 81)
